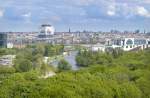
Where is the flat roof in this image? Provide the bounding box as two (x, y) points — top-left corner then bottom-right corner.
(41, 24), (52, 27)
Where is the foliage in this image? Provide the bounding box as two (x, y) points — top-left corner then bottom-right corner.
(44, 44), (64, 56)
(40, 63), (50, 75)
(0, 63), (148, 98)
(0, 66), (16, 74)
(0, 48), (17, 56)
(106, 47), (124, 58)
(14, 44), (64, 72)
(0, 66), (16, 80)
(76, 50), (113, 67)
(58, 59), (72, 71)
(0, 47), (150, 98)
(15, 59), (33, 72)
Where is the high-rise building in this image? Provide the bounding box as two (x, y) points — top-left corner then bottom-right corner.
(0, 33), (7, 48)
(0, 32), (13, 48)
(38, 24), (55, 38)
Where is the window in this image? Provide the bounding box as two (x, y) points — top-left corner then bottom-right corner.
(126, 39), (133, 45)
(134, 39), (146, 45)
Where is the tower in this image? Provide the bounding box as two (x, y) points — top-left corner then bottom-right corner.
(69, 28), (71, 33)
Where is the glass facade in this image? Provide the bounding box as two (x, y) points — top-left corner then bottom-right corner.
(0, 33), (7, 47)
(114, 39), (121, 45)
(134, 39), (146, 45)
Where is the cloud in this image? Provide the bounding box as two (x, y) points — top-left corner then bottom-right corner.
(21, 12), (32, 24)
(0, 0), (150, 31)
(65, 0), (95, 6)
(0, 9), (4, 17)
(107, 4), (116, 16)
(135, 6), (150, 18)
(76, 0), (94, 6)
(22, 12), (31, 18)
(51, 16), (61, 22)
(107, 10), (115, 16)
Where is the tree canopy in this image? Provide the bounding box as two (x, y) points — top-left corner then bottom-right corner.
(0, 45), (150, 98)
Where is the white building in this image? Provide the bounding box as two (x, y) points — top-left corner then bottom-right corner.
(91, 44), (106, 52)
(90, 44), (122, 52)
(38, 24), (55, 38)
(0, 55), (16, 67)
(37, 24), (56, 43)
(7, 42), (13, 48)
(112, 38), (150, 51)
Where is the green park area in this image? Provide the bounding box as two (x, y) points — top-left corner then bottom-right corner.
(0, 44), (150, 98)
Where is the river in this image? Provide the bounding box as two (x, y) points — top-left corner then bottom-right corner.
(50, 51), (79, 70)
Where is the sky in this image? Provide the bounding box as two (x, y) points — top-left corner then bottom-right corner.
(0, 0), (150, 32)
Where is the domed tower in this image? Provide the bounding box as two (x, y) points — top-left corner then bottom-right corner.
(38, 24), (55, 38)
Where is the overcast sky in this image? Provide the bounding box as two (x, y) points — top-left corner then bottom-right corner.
(0, 0), (150, 32)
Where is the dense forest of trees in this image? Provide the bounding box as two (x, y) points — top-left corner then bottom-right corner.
(0, 45), (150, 98)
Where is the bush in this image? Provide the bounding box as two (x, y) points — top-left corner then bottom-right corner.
(15, 59), (33, 72)
(58, 59), (72, 71)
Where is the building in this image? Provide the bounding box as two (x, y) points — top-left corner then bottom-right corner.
(0, 32), (7, 48)
(0, 32), (14, 48)
(0, 32), (37, 48)
(38, 24), (55, 38)
(37, 24), (57, 43)
(0, 55), (16, 67)
(112, 38), (150, 51)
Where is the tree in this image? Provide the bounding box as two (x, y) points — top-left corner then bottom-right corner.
(0, 66), (16, 74)
(15, 59), (33, 72)
(32, 44), (45, 56)
(58, 59), (71, 71)
(44, 44), (64, 56)
(40, 63), (49, 75)
(76, 50), (113, 67)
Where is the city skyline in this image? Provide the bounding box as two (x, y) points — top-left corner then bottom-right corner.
(0, 0), (150, 32)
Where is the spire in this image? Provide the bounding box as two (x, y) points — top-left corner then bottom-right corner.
(69, 28), (71, 33)
(144, 29), (146, 34)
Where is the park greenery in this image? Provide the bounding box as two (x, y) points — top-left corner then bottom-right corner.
(13, 44), (64, 72)
(0, 44), (150, 98)
(58, 59), (72, 71)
